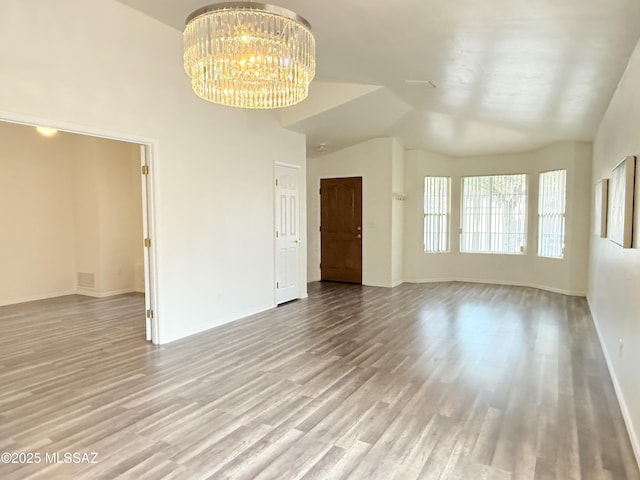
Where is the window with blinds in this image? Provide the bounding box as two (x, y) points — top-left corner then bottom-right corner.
(424, 176), (450, 252)
(461, 174), (527, 254)
(538, 169), (566, 258)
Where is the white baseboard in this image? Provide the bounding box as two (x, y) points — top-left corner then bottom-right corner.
(405, 277), (456, 284)
(363, 281), (394, 288)
(159, 303), (277, 345)
(0, 290), (77, 307)
(0, 288), (142, 306)
(76, 288), (137, 298)
(587, 297), (640, 469)
(310, 277), (584, 296)
(457, 278), (585, 297)
(525, 283), (584, 297)
(406, 277), (585, 297)
(362, 281), (405, 288)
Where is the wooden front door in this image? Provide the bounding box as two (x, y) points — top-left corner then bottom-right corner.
(320, 177), (363, 283)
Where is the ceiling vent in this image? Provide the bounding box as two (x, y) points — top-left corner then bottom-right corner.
(404, 79), (437, 89)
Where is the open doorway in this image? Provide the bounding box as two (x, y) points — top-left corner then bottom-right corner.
(0, 119), (158, 342)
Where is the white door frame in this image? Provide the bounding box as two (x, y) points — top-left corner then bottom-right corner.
(0, 110), (160, 344)
(139, 144), (159, 343)
(274, 162), (302, 304)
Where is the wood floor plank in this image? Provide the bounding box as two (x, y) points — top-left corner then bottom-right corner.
(0, 283), (638, 479)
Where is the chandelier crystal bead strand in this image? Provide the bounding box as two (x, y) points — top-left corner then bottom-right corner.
(184, 2), (316, 109)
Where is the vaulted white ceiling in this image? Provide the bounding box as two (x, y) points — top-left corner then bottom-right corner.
(116, 0), (640, 157)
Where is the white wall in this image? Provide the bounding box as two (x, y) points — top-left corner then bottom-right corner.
(72, 137), (101, 295)
(403, 141), (592, 295)
(72, 135), (143, 296)
(307, 138), (394, 287)
(588, 36), (640, 464)
(0, 0), (306, 343)
(0, 123), (77, 304)
(391, 139), (405, 287)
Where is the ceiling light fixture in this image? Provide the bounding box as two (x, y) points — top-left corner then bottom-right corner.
(36, 126), (58, 137)
(183, 2), (316, 109)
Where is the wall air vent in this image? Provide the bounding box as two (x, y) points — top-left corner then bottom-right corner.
(77, 272), (95, 289)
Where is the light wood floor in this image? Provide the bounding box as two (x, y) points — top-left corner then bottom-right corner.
(0, 282), (638, 480)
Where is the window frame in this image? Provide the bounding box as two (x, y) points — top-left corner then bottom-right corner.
(459, 173), (529, 255)
(423, 176), (451, 253)
(537, 168), (567, 259)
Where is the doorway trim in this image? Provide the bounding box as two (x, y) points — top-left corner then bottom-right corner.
(0, 110), (161, 344)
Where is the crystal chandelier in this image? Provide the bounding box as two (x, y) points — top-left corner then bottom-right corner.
(184, 2), (316, 109)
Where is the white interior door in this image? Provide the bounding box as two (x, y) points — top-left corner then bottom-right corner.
(275, 164), (300, 304)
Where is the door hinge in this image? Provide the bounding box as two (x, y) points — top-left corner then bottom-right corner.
(276, 179), (279, 186)
(319, 226), (322, 232)
(144, 238), (151, 248)
(275, 231), (279, 238)
(319, 188), (321, 194)
(141, 165), (149, 175)
(146, 309), (154, 319)
(276, 282), (279, 288)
